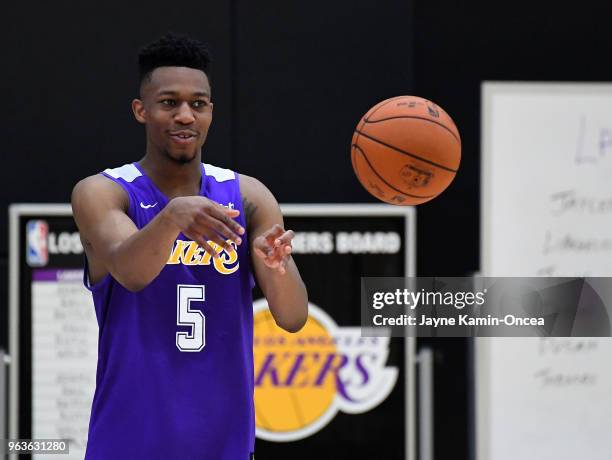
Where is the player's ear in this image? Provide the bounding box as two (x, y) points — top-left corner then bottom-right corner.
(132, 99), (146, 124)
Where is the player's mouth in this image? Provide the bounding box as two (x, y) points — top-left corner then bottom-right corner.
(169, 130), (198, 145)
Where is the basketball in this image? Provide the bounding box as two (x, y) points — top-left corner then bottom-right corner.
(351, 95), (461, 205)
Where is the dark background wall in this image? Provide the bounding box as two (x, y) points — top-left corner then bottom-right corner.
(3, 1), (612, 459)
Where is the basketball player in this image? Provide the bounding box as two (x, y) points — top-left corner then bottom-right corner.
(71, 34), (308, 460)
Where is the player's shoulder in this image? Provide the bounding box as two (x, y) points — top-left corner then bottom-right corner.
(71, 172), (128, 211)
(238, 173), (281, 231)
(238, 173), (275, 203)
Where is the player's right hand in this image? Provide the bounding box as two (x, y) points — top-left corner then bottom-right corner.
(164, 196), (245, 258)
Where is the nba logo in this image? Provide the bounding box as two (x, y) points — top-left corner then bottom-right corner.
(26, 220), (49, 267)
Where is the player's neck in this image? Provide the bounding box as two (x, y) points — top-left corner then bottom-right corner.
(138, 153), (202, 199)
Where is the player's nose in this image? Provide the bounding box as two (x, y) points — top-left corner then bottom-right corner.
(175, 102), (196, 124)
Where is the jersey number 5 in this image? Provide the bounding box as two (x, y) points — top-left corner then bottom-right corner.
(176, 284), (206, 352)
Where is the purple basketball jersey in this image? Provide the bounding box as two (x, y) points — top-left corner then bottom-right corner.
(84, 162), (255, 459)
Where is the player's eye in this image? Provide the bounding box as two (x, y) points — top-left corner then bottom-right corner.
(192, 100), (209, 109)
(160, 99), (176, 106)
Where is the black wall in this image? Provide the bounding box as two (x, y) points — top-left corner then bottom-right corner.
(233, 1), (414, 199)
(3, 1), (612, 459)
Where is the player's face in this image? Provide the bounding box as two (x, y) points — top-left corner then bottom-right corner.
(134, 66), (213, 164)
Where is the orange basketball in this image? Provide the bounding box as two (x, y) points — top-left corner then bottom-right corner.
(351, 96), (461, 205)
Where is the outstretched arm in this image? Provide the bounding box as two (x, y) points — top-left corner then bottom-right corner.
(241, 174), (308, 333)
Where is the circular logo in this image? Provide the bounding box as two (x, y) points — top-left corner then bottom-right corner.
(253, 299), (398, 442)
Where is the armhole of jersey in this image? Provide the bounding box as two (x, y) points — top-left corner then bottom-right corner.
(235, 173), (256, 290)
(234, 172), (247, 229)
(100, 171), (136, 221)
(83, 256), (112, 292)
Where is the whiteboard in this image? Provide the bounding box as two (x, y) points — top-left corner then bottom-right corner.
(478, 83), (612, 460)
(32, 269), (97, 459)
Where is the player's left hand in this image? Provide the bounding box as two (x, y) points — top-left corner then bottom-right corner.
(253, 224), (294, 275)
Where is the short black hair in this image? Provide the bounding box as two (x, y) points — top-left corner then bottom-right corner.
(138, 33), (212, 86)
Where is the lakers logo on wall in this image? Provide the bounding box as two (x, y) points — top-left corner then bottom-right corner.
(253, 299), (398, 442)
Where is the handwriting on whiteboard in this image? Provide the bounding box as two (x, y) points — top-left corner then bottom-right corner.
(575, 115), (612, 164)
(550, 190), (612, 215)
(534, 340), (599, 389)
(538, 338), (599, 355)
(534, 368), (597, 387)
(542, 231), (612, 254)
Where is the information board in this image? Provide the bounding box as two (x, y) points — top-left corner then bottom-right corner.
(9, 203), (416, 460)
(9, 205), (96, 460)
